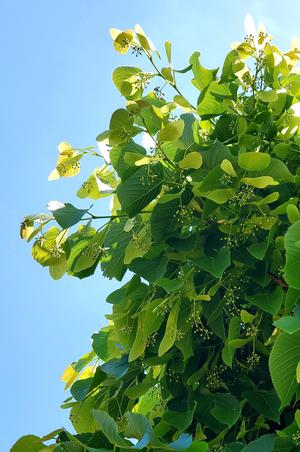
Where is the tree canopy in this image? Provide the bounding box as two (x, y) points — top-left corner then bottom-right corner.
(14, 23), (300, 452)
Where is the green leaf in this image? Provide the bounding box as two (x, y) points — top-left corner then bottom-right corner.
(151, 198), (180, 242)
(124, 412), (153, 449)
(165, 41), (172, 64)
(129, 314), (147, 362)
(129, 254), (168, 283)
(101, 355), (129, 379)
(168, 434), (193, 450)
(162, 402), (196, 431)
(101, 218), (131, 280)
(110, 141), (146, 182)
(155, 278), (184, 293)
(247, 240), (269, 260)
(11, 435), (45, 452)
(133, 388), (159, 415)
(222, 316), (240, 367)
(189, 51), (217, 90)
(185, 442), (209, 452)
(210, 393), (241, 427)
(92, 410), (131, 448)
(202, 188), (234, 204)
(179, 152), (203, 169)
(112, 66), (141, 93)
(197, 81), (232, 116)
(91, 331), (109, 361)
(257, 90), (278, 102)
(194, 247), (231, 278)
(117, 164), (163, 217)
(274, 315), (300, 334)
(224, 443), (244, 452)
(157, 120), (184, 141)
(246, 286), (284, 315)
(32, 227), (64, 267)
(124, 225), (151, 264)
(49, 257), (67, 280)
(287, 204), (300, 223)
(125, 375), (154, 399)
(201, 141), (235, 170)
(71, 377), (93, 401)
(284, 220), (300, 289)
(269, 330), (300, 407)
(273, 143), (291, 159)
(70, 396), (97, 434)
(77, 168), (114, 200)
(243, 389), (280, 422)
(51, 203), (88, 229)
(242, 176), (278, 188)
(221, 158), (237, 177)
(241, 434), (275, 452)
(238, 152), (271, 171)
(258, 157), (293, 180)
(229, 338), (253, 348)
(158, 299), (180, 356)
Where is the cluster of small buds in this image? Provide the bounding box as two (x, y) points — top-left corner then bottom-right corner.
(162, 183), (173, 192)
(120, 325), (133, 335)
(173, 205), (194, 225)
(37, 235), (45, 247)
(210, 444), (224, 452)
(146, 332), (158, 347)
(224, 288), (240, 316)
(117, 416), (127, 431)
(80, 180), (93, 194)
(154, 399), (167, 412)
(198, 129), (210, 142)
(277, 265), (284, 277)
(229, 119), (237, 134)
(139, 171), (159, 186)
(229, 186), (255, 207)
(187, 308), (213, 339)
(57, 163), (68, 175)
(220, 173), (233, 186)
(244, 33), (255, 44)
(34, 214), (49, 223)
(49, 245), (65, 259)
(72, 161), (81, 171)
(150, 384), (162, 399)
(238, 221), (259, 241)
(82, 243), (107, 261)
(119, 129), (132, 141)
(292, 431), (300, 446)
(241, 323), (258, 337)
(245, 352), (260, 371)
(166, 368), (180, 383)
(241, 72), (254, 88)
(198, 325), (213, 340)
(205, 366), (225, 391)
(169, 113), (179, 121)
(57, 161), (80, 175)
(131, 45), (143, 57)
(221, 235), (238, 248)
(154, 303), (170, 317)
(168, 326), (185, 341)
(120, 36), (131, 49)
(154, 86), (165, 99)
(151, 386), (167, 412)
(134, 73), (152, 90)
(69, 413), (80, 425)
(95, 171), (117, 189)
(130, 236), (150, 252)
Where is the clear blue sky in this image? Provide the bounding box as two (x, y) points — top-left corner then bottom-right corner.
(1, 0), (300, 449)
